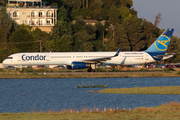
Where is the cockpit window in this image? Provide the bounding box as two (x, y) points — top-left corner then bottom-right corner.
(7, 57), (13, 59)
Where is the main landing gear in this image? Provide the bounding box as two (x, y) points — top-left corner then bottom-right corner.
(87, 64), (98, 72)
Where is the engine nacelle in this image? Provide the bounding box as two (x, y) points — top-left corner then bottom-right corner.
(67, 62), (88, 69)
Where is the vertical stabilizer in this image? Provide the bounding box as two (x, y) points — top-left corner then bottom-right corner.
(146, 28), (174, 54)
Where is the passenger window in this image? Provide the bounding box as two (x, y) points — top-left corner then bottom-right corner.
(7, 57), (13, 59)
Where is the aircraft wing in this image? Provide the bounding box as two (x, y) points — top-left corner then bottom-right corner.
(77, 48), (121, 64)
(82, 56), (113, 64)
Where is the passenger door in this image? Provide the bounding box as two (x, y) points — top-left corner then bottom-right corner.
(145, 53), (149, 60)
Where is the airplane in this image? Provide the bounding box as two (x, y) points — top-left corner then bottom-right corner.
(3, 28), (174, 72)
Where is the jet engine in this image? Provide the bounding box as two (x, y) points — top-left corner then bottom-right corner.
(67, 62), (90, 69)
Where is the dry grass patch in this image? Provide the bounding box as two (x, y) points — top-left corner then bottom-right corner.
(99, 86), (180, 95)
(1, 102), (180, 120)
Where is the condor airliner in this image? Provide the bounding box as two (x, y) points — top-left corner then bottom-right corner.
(3, 29), (174, 71)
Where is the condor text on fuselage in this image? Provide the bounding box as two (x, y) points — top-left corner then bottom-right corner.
(22, 54), (46, 61)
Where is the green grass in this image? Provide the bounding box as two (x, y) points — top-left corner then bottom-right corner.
(1, 102), (180, 120)
(99, 86), (180, 95)
(0, 71), (179, 79)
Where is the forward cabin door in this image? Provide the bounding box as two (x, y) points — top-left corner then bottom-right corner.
(46, 54), (50, 61)
(18, 55), (21, 62)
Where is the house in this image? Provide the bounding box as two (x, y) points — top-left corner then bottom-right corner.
(6, 0), (58, 33)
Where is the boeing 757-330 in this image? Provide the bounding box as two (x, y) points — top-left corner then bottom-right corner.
(3, 28), (174, 72)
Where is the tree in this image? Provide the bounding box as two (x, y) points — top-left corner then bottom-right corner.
(0, 7), (18, 62)
(41, 31), (51, 52)
(51, 20), (73, 39)
(91, 0), (103, 20)
(72, 16), (86, 33)
(101, 0), (114, 9)
(73, 31), (93, 52)
(118, 6), (131, 24)
(86, 0), (89, 8)
(141, 18), (159, 50)
(32, 28), (42, 41)
(93, 22), (105, 51)
(83, 24), (97, 35)
(58, 5), (68, 21)
(154, 13), (162, 27)
(119, 0), (133, 8)
(44, 39), (56, 52)
(0, 7), (17, 43)
(65, 0), (82, 10)
(9, 27), (35, 52)
(54, 35), (74, 52)
(109, 4), (120, 41)
(104, 40), (116, 51)
(109, 4), (120, 25)
(123, 16), (144, 51)
(114, 24), (130, 51)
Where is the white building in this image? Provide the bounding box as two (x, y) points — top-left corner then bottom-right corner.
(6, 0), (58, 33)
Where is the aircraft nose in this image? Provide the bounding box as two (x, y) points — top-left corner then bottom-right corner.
(2, 59), (7, 65)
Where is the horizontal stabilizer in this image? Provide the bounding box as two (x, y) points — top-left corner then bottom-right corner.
(153, 53), (176, 58)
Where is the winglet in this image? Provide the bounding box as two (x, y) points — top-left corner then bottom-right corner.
(114, 48), (121, 57)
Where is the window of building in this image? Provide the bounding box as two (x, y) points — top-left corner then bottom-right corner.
(13, 11), (18, 17)
(39, 20), (43, 25)
(22, 12), (26, 15)
(22, 20), (27, 24)
(39, 12), (43, 17)
(47, 20), (50, 25)
(31, 12), (35, 17)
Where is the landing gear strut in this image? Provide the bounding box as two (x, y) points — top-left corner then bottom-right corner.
(87, 64), (97, 72)
(87, 67), (97, 72)
(19, 65), (23, 73)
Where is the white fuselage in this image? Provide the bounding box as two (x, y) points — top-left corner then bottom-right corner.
(3, 51), (159, 66)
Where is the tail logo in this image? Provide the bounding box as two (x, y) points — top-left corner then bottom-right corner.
(155, 35), (170, 51)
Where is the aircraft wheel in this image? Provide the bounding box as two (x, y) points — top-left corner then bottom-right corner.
(88, 68), (92, 72)
(87, 68), (97, 72)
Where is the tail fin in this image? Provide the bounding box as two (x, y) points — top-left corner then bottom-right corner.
(146, 28), (174, 54)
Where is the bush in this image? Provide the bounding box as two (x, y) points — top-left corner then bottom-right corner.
(96, 67), (106, 72)
(0, 68), (4, 72)
(176, 71), (180, 75)
(110, 66), (121, 72)
(163, 68), (175, 72)
(22, 66), (34, 72)
(36, 68), (48, 72)
(139, 68), (148, 71)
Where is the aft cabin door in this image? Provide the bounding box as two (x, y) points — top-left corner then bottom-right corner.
(145, 54), (149, 60)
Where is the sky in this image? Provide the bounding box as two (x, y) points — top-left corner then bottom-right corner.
(133, 0), (180, 37)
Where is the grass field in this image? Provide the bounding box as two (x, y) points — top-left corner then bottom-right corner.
(0, 66), (179, 79)
(99, 86), (180, 95)
(1, 101), (180, 120)
(0, 68), (180, 79)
